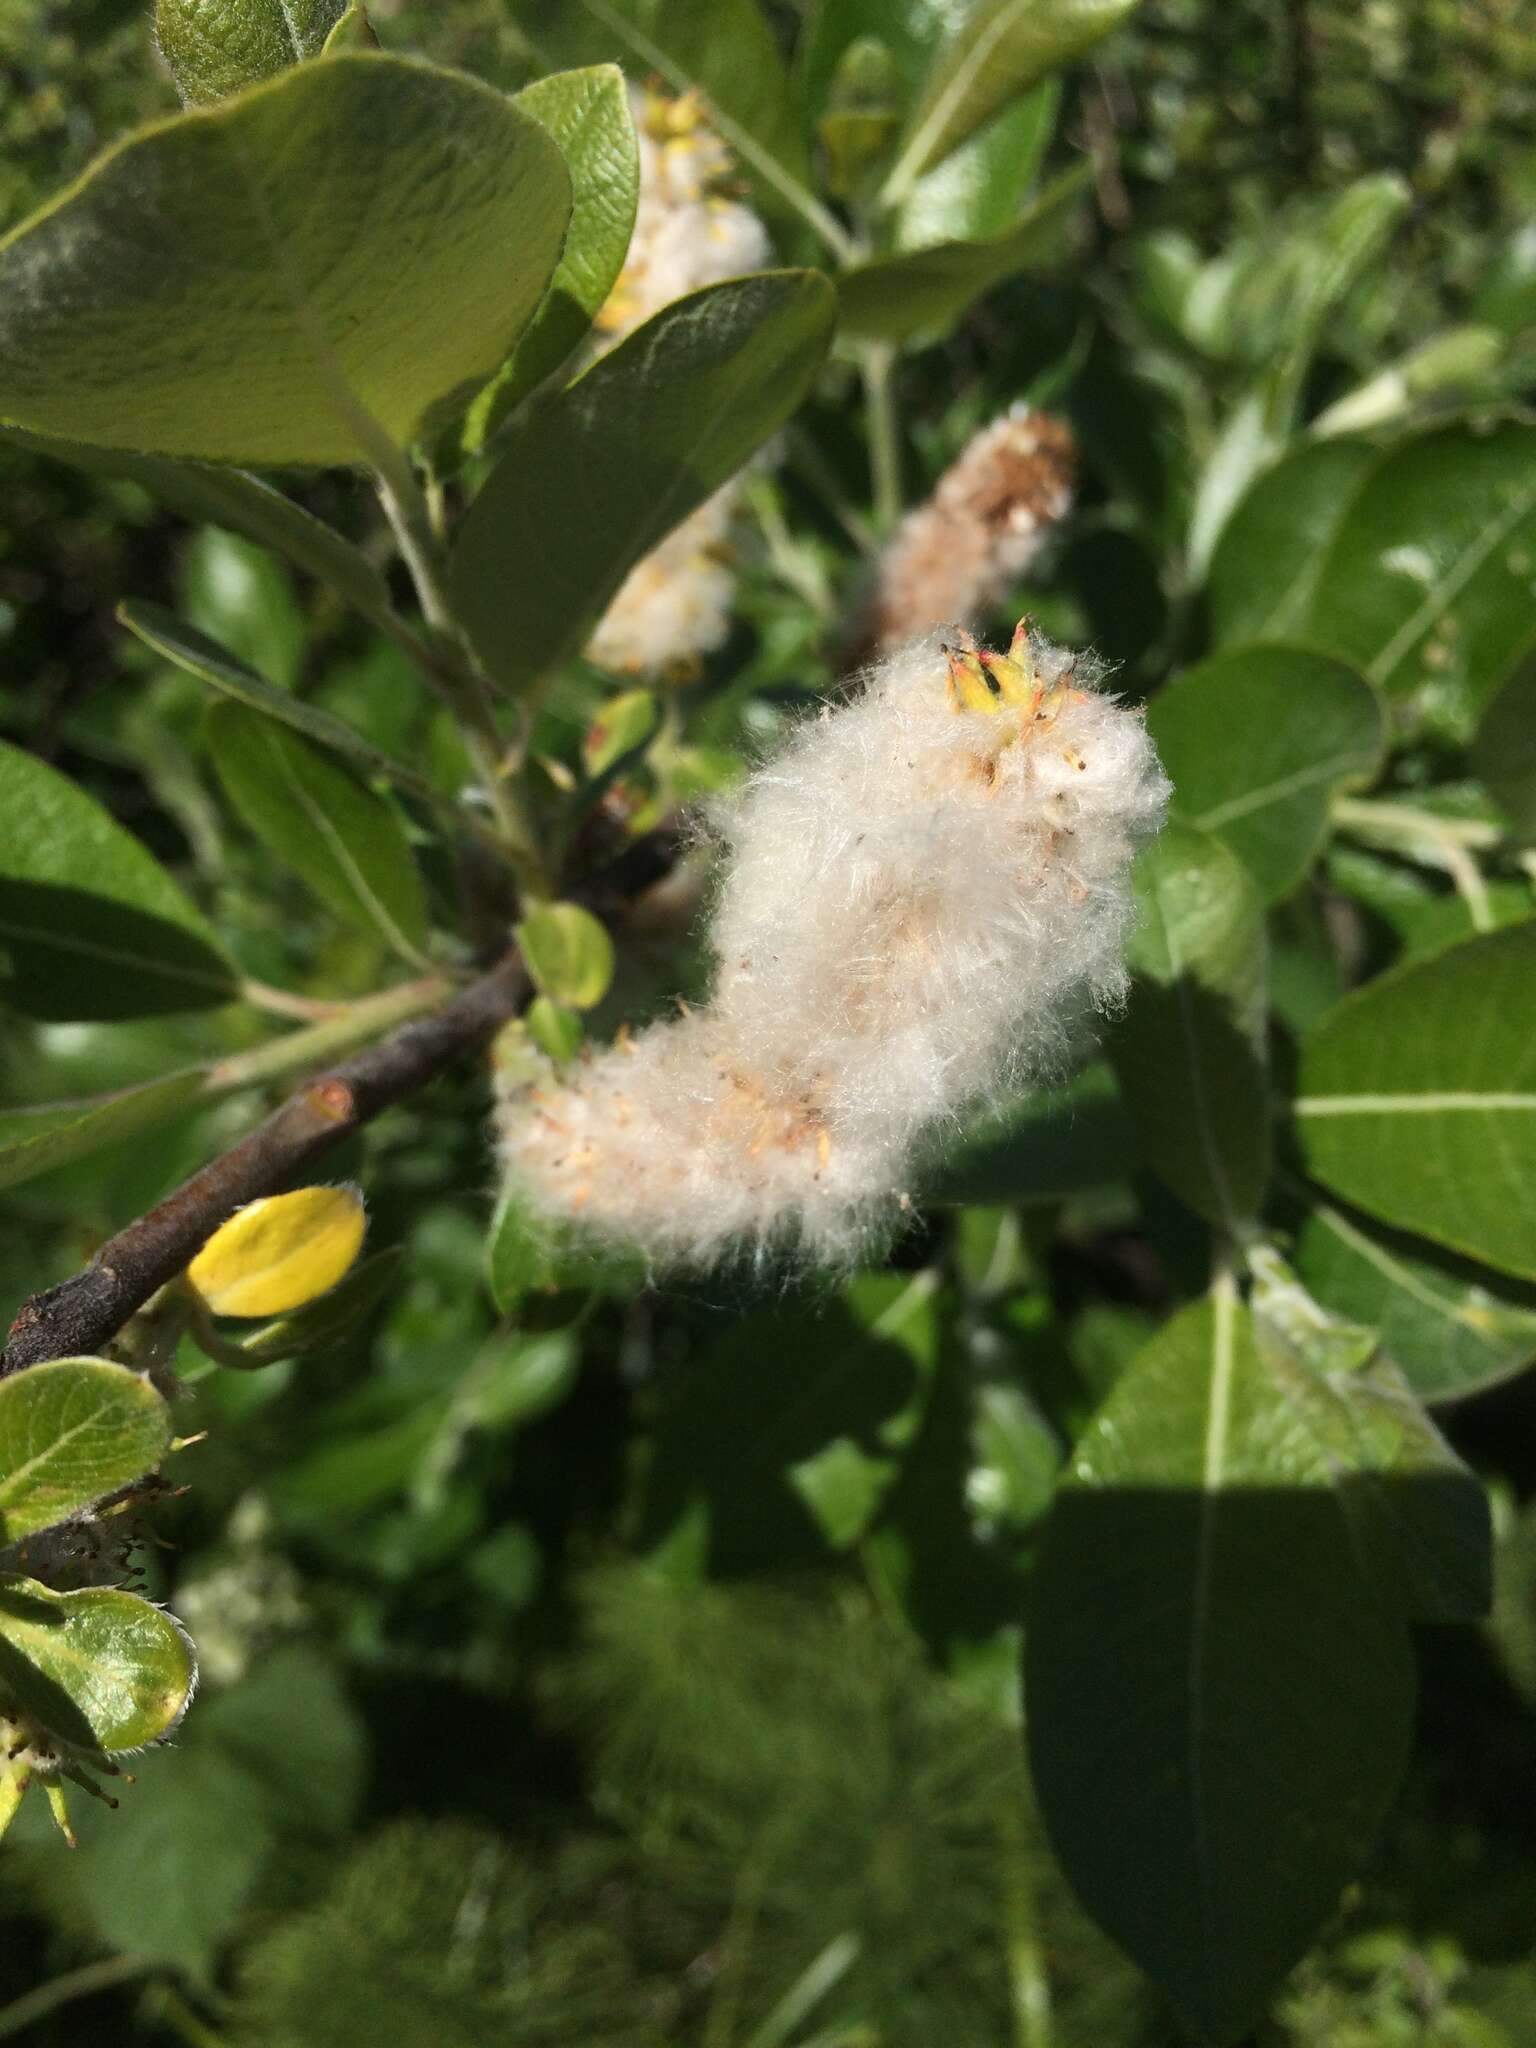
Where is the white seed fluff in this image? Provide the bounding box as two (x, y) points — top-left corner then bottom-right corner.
(498, 630), (1169, 1271)
(584, 87), (772, 682)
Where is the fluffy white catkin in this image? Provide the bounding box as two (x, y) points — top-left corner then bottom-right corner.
(497, 625), (1170, 1270)
(586, 86), (772, 683)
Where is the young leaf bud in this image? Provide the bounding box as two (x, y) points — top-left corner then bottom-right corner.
(156, 0), (349, 107)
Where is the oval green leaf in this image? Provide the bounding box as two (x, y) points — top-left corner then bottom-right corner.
(122, 602), (436, 804)
(838, 161), (1088, 343)
(0, 741), (234, 1019)
(1108, 821), (1270, 1228)
(206, 703), (429, 960)
(156, 0), (346, 103)
(1208, 440), (1379, 646)
(1027, 1294), (1416, 2044)
(515, 903), (615, 1011)
(1290, 1183), (1536, 1402)
(882, 0), (1140, 204)
(0, 1074), (207, 1194)
(466, 65), (641, 447)
(0, 55), (570, 466)
(1472, 630), (1536, 837)
(1305, 419), (1536, 738)
(451, 271), (835, 695)
(0, 1576), (195, 1754)
(1297, 920), (1536, 1281)
(0, 1359), (171, 1543)
(1148, 644), (1383, 903)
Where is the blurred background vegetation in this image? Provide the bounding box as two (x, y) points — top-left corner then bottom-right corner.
(4, 1), (1536, 2042)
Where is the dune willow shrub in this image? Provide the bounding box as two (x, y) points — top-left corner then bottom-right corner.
(2, 1), (1535, 2041)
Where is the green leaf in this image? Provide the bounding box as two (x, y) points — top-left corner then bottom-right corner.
(837, 161), (1088, 342)
(0, 1074), (207, 1194)
(155, 0), (346, 103)
(571, 0), (823, 240)
(1306, 419), (1536, 739)
(15, 1649), (364, 1979)
(794, 0), (954, 117)
(515, 903), (615, 1011)
(882, 0), (1140, 204)
(0, 1577), (194, 1754)
(1027, 1295), (1416, 2043)
(0, 1360), (170, 1544)
(1296, 921), (1536, 1281)
(1256, 1343), (1491, 1624)
(121, 603), (439, 805)
(0, 740), (234, 1020)
(1205, 439), (1377, 646)
(0, 55), (570, 466)
(1472, 630), (1536, 836)
(1108, 821), (1270, 1228)
(0, 427), (395, 630)
(206, 704), (429, 961)
(1147, 645), (1383, 903)
(180, 528), (305, 689)
(895, 81), (1059, 248)
(465, 66), (640, 448)
(321, 4), (379, 54)
(1290, 1184), (1536, 1402)
(924, 1061), (1134, 1205)
(451, 272), (835, 695)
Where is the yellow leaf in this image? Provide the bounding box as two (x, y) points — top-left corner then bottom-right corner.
(187, 1184), (366, 1317)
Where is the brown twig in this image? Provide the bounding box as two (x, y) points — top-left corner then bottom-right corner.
(1, 825), (688, 1377)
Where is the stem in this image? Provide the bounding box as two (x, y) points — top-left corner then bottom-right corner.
(999, 1794), (1054, 2048)
(0, 1956), (157, 2040)
(237, 978), (353, 1023)
(372, 455), (547, 886)
(210, 976), (453, 1095)
(1332, 796), (1499, 931)
(860, 342), (903, 533)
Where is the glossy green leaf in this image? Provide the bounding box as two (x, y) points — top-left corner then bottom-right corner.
(122, 603), (438, 804)
(155, 0), (346, 103)
(465, 66), (640, 447)
(924, 1061), (1134, 1205)
(894, 80), (1058, 248)
(571, 0), (820, 237)
(1290, 1184), (1536, 1402)
(1256, 1343), (1491, 1624)
(206, 704), (429, 960)
(1027, 1295), (1416, 2044)
(451, 272), (835, 694)
(794, 0), (953, 116)
(883, 0), (1140, 204)
(1148, 645), (1383, 902)
(0, 427), (395, 630)
(838, 162), (1087, 342)
(0, 1577), (194, 1754)
(1306, 419), (1536, 738)
(0, 1360), (170, 1543)
(1108, 821), (1270, 1228)
(0, 56), (570, 465)
(0, 1074), (207, 1194)
(0, 741), (234, 1019)
(1206, 438), (1376, 646)
(1297, 921), (1536, 1281)
(515, 902), (616, 1011)
(1472, 631), (1536, 836)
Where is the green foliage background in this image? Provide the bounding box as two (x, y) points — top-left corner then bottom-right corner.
(3, 1), (1536, 2043)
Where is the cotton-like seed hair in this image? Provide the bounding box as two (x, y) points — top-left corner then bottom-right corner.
(585, 86), (772, 681)
(497, 624), (1169, 1270)
(854, 406), (1076, 663)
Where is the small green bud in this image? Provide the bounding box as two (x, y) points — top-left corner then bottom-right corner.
(156, 0), (349, 106)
